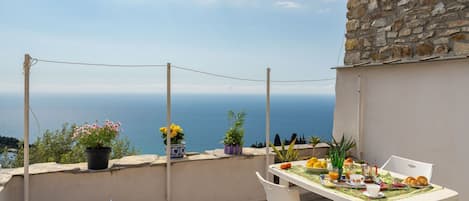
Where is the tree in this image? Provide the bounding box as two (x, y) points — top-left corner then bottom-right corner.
(274, 134), (282, 146)
(0, 135), (19, 149)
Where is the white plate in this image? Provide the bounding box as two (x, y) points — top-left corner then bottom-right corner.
(346, 181), (365, 186)
(363, 191), (385, 199)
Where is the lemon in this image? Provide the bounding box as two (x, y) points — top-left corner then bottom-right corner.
(309, 157), (318, 164)
(313, 162), (322, 168)
(306, 160), (315, 168)
(320, 161), (327, 168)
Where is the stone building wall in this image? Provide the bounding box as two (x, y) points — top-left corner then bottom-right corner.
(345, 0), (469, 65)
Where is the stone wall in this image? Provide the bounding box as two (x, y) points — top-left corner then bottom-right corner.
(0, 145), (327, 201)
(345, 0), (469, 65)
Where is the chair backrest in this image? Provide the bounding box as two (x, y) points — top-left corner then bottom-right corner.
(381, 155), (433, 181)
(255, 172), (300, 201)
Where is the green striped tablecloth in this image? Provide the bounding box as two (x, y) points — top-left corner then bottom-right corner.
(286, 165), (441, 200)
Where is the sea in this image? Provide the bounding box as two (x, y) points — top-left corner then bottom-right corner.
(0, 94), (335, 155)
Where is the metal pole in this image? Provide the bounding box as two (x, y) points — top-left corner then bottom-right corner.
(23, 54), (31, 201)
(357, 74), (363, 160)
(265, 68), (271, 178)
(166, 63), (172, 201)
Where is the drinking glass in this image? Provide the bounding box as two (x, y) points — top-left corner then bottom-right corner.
(328, 168), (340, 181)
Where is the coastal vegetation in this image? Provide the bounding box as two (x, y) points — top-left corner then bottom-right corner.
(0, 135), (19, 149)
(1, 123), (138, 168)
(250, 133), (309, 148)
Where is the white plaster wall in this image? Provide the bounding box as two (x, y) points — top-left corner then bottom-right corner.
(333, 59), (469, 200)
(0, 177), (22, 201)
(0, 155), (271, 201)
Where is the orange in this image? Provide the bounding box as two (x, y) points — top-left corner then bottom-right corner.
(328, 171), (339, 180)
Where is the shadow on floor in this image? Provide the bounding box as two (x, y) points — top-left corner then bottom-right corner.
(300, 192), (332, 201)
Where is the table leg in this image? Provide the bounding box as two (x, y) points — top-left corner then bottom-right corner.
(279, 178), (289, 186)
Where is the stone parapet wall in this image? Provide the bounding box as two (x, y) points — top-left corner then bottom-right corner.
(0, 145), (326, 201)
(345, 0), (469, 65)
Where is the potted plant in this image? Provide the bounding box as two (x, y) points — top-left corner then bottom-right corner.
(223, 111), (246, 155)
(326, 134), (356, 181)
(73, 120), (120, 170)
(270, 138), (299, 163)
(270, 138), (299, 184)
(160, 123), (185, 159)
(310, 136), (321, 157)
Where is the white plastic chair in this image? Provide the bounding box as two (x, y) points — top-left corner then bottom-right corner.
(255, 172), (300, 201)
(381, 155), (434, 182)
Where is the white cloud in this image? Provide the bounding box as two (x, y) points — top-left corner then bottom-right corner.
(316, 8), (331, 14)
(274, 1), (301, 9)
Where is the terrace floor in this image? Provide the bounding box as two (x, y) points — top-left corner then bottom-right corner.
(259, 189), (331, 201)
(300, 192), (331, 201)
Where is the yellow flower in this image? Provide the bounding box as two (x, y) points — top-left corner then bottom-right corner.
(170, 130), (178, 138)
(175, 125), (183, 133)
(161, 123), (183, 139)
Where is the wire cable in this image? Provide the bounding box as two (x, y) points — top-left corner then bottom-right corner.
(31, 57), (335, 83)
(173, 65), (265, 82)
(29, 106), (41, 137)
(32, 58), (166, 68)
(174, 65), (335, 83)
(272, 78), (335, 83)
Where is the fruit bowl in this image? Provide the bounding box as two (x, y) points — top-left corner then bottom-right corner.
(305, 167), (328, 174)
(305, 157), (328, 174)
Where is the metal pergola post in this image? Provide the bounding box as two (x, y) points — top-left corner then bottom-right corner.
(166, 63), (172, 201)
(357, 74), (363, 160)
(265, 67), (271, 178)
(23, 54), (31, 201)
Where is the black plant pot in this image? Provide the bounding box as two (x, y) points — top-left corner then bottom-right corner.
(86, 147), (111, 170)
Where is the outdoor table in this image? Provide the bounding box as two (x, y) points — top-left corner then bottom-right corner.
(269, 160), (459, 201)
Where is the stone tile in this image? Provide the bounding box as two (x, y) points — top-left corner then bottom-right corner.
(368, 0), (378, 11)
(112, 154), (159, 167)
(431, 2), (445, 16)
(346, 20), (360, 32)
(448, 20), (469, 28)
(372, 18), (387, 27)
(453, 41), (469, 55)
(0, 173), (12, 186)
(9, 163), (81, 176)
(439, 29), (460, 36)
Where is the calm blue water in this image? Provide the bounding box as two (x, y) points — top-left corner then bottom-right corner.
(0, 94), (335, 154)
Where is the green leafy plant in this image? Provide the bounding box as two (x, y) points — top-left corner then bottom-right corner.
(310, 136), (321, 156)
(270, 138), (299, 163)
(5, 123), (137, 168)
(223, 111), (246, 146)
(310, 136), (321, 147)
(326, 134), (356, 169)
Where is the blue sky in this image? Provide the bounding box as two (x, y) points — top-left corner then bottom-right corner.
(0, 0), (346, 94)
